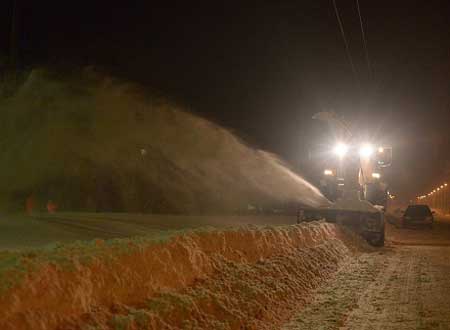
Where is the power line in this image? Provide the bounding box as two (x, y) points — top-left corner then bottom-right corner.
(356, 0), (372, 80)
(332, 0), (360, 87)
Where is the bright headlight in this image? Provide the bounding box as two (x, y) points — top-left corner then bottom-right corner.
(372, 172), (381, 179)
(359, 144), (374, 158)
(324, 169), (333, 176)
(333, 143), (348, 157)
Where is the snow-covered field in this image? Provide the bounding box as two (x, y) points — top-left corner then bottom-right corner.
(0, 212), (301, 249)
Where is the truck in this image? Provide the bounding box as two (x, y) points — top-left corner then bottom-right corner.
(300, 112), (392, 246)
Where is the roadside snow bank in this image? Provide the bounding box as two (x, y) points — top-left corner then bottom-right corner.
(0, 221), (359, 330)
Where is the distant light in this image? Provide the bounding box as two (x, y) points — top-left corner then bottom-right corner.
(378, 147), (384, 153)
(333, 143), (349, 157)
(359, 144), (374, 158)
(437, 188), (440, 191)
(324, 169), (333, 176)
(445, 183), (448, 187)
(441, 185), (444, 189)
(372, 172), (381, 179)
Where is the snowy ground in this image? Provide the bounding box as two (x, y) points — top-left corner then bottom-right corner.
(0, 221), (350, 330)
(283, 216), (450, 330)
(0, 212), (298, 249)
(3, 213), (450, 329)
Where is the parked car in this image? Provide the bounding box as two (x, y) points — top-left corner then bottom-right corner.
(401, 205), (434, 228)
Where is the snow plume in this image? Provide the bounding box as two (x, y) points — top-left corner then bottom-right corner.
(0, 68), (329, 213)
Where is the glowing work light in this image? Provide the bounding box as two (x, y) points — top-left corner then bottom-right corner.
(333, 143), (348, 157)
(372, 172), (381, 179)
(359, 144), (374, 158)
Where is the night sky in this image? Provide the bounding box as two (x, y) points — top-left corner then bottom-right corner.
(2, 0), (450, 202)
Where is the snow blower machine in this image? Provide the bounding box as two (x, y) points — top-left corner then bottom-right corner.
(299, 112), (392, 246)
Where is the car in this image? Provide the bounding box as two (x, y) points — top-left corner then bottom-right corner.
(401, 204), (434, 228)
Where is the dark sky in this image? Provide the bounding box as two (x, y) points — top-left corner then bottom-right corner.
(2, 0), (450, 201)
